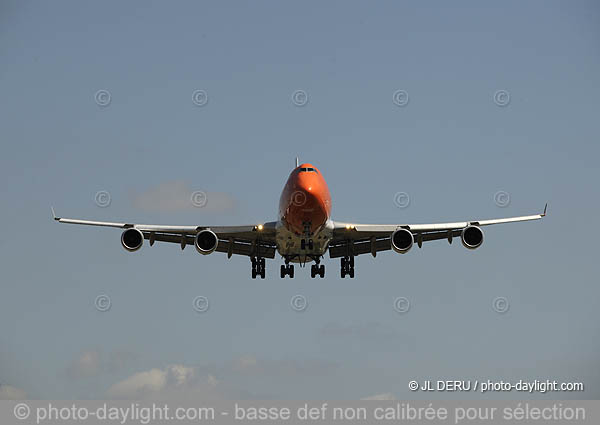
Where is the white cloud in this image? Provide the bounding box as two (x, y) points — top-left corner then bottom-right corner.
(106, 368), (168, 398)
(0, 385), (27, 400)
(106, 365), (221, 400)
(361, 393), (396, 400)
(104, 356), (340, 400)
(131, 181), (236, 213)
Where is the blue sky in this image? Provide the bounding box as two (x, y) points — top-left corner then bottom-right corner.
(1, 0), (599, 400)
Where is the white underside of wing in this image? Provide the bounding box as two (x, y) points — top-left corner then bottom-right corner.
(334, 208), (545, 236)
(54, 214), (275, 238)
(55, 217), (199, 233)
(408, 213), (544, 231)
(56, 217), (132, 229)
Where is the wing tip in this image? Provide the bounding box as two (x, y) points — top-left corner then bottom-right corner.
(542, 203), (548, 217)
(50, 207), (62, 221)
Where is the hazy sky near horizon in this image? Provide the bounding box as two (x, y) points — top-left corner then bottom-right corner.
(1, 1), (600, 400)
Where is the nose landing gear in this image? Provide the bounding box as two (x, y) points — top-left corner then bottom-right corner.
(300, 222), (314, 250)
(340, 256), (354, 278)
(300, 239), (314, 250)
(251, 257), (266, 279)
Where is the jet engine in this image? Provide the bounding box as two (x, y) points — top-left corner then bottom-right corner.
(461, 225), (484, 250)
(121, 228), (144, 252)
(195, 230), (218, 255)
(391, 228), (414, 254)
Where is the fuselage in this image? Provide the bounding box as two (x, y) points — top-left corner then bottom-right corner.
(276, 163), (333, 262)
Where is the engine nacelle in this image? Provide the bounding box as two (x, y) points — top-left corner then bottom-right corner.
(391, 228), (414, 254)
(121, 228), (144, 252)
(461, 225), (484, 250)
(195, 230), (218, 255)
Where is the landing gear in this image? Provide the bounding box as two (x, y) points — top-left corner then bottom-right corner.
(301, 221), (314, 250)
(251, 257), (266, 279)
(310, 263), (325, 278)
(340, 256), (355, 278)
(310, 264), (324, 278)
(300, 239), (314, 250)
(280, 264), (294, 278)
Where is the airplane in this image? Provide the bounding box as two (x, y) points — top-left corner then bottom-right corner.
(53, 159), (547, 279)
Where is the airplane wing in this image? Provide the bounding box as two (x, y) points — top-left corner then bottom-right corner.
(52, 208), (278, 258)
(328, 204), (547, 258)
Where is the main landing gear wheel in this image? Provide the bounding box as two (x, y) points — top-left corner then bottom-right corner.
(340, 256), (355, 278)
(252, 257), (266, 279)
(310, 264), (325, 278)
(280, 264), (294, 278)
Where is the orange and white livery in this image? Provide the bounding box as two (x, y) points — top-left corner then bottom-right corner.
(54, 159), (546, 279)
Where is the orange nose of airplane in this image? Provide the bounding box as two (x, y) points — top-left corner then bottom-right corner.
(279, 164), (332, 235)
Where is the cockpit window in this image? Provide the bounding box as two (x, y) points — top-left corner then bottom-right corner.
(299, 167), (318, 173)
